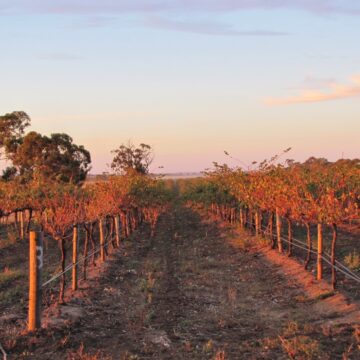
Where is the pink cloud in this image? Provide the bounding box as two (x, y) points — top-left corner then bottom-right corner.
(265, 75), (360, 105)
(1, 1), (358, 37)
(144, 15), (287, 36)
(1, 0), (360, 16)
(38, 52), (84, 61)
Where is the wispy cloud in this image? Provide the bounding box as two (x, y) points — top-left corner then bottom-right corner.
(287, 76), (337, 90)
(1, 0), (360, 16)
(2, 1), (358, 37)
(266, 75), (360, 105)
(38, 52), (84, 61)
(79, 15), (116, 28)
(144, 15), (287, 36)
(301, 76), (337, 89)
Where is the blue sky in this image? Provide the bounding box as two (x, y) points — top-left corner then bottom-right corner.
(0, 1), (359, 173)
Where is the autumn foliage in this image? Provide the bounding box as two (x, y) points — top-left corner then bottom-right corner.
(0, 173), (172, 302)
(184, 157), (360, 288)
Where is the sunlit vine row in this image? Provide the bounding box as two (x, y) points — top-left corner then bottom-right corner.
(184, 158), (360, 288)
(0, 171), (173, 302)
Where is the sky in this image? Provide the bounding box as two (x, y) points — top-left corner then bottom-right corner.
(0, 0), (359, 174)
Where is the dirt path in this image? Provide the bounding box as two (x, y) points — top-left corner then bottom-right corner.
(8, 205), (360, 359)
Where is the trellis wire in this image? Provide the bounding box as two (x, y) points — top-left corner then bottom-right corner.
(0, 343), (6, 360)
(258, 222), (360, 283)
(151, 210), (360, 285)
(289, 235), (360, 282)
(241, 217), (360, 284)
(42, 232), (117, 288)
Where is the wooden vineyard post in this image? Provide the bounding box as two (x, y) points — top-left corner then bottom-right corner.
(331, 223), (338, 289)
(317, 223), (323, 280)
(239, 209), (244, 229)
(115, 215), (120, 247)
(304, 223), (312, 270)
(268, 212), (275, 248)
(121, 214), (127, 238)
(28, 231), (43, 332)
(287, 218), (293, 257)
(20, 211), (25, 240)
(72, 225), (78, 291)
(99, 219), (105, 262)
(276, 207), (282, 253)
(255, 211), (260, 236)
(126, 213), (131, 237)
(83, 225), (89, 280)
(14, 211), (19, 236)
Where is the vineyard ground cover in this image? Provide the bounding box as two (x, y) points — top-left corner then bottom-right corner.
(2, 204), (360, 359)
(251, 216), (360, 300)
(0, 225), (107, 317)
(290, 223), (360, 300)
(223, 222), (360, 320)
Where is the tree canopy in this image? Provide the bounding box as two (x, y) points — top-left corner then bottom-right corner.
(0, 111), (31, 160)
(111, 142), (153, 175)
(0, 112), (91, 184)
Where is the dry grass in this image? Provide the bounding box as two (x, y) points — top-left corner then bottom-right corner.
(278, 335), (321, 359)
(344, 250), (360, 270)
(67, 343), (112, 360)
(214, 349), (226, 360)
(227, 286), (237, 306)
(0, 267), (24, 306)
(0, 267), (23, 286)
(0, 226), (19, 249)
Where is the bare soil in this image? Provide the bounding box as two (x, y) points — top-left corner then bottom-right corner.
(2, 205), (360, 359)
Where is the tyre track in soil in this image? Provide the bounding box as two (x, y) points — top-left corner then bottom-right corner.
(12, 204), (359, 359)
